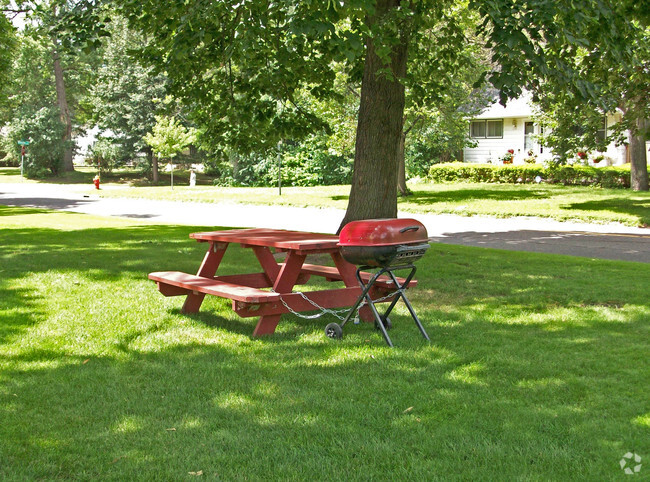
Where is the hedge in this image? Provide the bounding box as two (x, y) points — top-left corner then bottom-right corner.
(427, 163), (639, 189)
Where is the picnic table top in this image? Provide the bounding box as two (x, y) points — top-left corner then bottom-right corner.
(190, 228), (340, 251)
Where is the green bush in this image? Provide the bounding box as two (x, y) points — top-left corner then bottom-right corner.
(428, 163), (636, 188)
(206, 137), (353, 187)
(1, 107), (68, 177)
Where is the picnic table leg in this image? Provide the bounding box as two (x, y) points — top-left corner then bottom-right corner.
(252, 246), (281, 285)
(252, 314), (282, 336)
(182, 242), (228, 313)
(252, 251), (306, 336)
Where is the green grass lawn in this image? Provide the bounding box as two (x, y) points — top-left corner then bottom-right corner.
(1, 208), (648, 479)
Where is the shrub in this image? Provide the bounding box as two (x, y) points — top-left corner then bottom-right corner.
(1, 107), (69, 178)
(206, 137), (353, 187)
(428, 163), (636, 188)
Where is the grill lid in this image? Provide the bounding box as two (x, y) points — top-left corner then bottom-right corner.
(338, 218), (428, 247)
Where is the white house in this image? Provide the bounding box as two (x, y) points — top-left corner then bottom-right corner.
(462, 92), (629, 166)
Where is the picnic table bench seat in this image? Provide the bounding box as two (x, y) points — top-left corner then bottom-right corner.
(149, 271), (281, 303)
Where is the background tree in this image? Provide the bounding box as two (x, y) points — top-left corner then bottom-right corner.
(397, 6), (490, 195)
(0, 29), (68, 173)
(86, 14), (168, 178)
(143, 115), (196, 182)
(2, 0), (106, 176)
(0, 2), (18, 120)
(3, 106), (67, 176)
(121, 0), (469, 225)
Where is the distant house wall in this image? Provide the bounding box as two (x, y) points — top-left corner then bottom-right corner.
(463, 97), (636, 165)
(464, 117), (542, 163)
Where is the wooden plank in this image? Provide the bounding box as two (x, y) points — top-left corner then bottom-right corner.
(149, 271), (281, 303)
(273, 252), (306, 292)
(252, 246), (281, 284)
(206, 272), (310, 289)
(191, 228), (340, 251)
(157, 282), (189, 297)
(184, 241), (228, 313)
(214, 272), (272, 288)
(252, 314), (282, 337)
(197, 242), (227, 277)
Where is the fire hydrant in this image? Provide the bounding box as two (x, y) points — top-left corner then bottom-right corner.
(93, 175), (100, 190)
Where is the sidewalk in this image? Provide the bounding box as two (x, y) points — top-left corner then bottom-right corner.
(1, 182), (648, 262)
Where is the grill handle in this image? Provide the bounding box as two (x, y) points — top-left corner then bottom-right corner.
(399, 226), (421, 233)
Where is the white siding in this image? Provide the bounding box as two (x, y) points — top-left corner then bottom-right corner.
(464, 117), (547, 164)
(464, 112), (632, 165)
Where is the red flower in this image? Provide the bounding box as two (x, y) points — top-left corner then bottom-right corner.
(507, 149), (514, 154)
(577, 151), (587, 159)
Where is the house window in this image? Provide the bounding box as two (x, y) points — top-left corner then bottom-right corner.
(470, 119), (503, 139)
(470, 121), (486, 138)
(524, 122), (535, 150)
(486, 120), (503, 138)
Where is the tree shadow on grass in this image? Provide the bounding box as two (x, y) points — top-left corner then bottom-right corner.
(0, 286), (44, 345)
(0, 205), (52, 217)
(0, 168), (21, 177)
(562, 197), (650, 226)
(402, 187), (551, 206)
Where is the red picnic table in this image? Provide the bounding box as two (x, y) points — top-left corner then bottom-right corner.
(148, 228), (416, 336)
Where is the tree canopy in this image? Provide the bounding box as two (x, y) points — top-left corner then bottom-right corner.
(119, 0), (648, 225)
(3, 0), (647, 198)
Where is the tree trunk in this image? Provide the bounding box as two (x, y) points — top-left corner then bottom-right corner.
(630, 117), (648, 191)
(152, 153), (159, 184)
(339, 0), (409, 231)
(52, 49), (74, 172)
(397, 131), (411, 196)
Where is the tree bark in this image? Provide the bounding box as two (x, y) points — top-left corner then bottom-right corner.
(152, 153), (159, 184)
(630, 117), (648, 191)
(397, 131), (410, 196)
(397, 116), (421, 196)
(52, 49), (74, 172)
(339, 0), (409, 231)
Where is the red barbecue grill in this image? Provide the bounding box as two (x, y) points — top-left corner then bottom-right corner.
(325, 218), (431, 347)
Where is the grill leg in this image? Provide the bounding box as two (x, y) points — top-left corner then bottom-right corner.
(387, 269), (430, 342)
(340, 268), (385, 328)
(364, 288), (393, 347)
(356, 267), (394, 347)
(336, 264), (428, 347)
(380, 265), (416, 319)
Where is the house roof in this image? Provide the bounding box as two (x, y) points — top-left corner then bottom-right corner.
(474, 91), (534, 119)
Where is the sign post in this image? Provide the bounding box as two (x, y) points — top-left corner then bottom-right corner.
(17, 140), (30, 178)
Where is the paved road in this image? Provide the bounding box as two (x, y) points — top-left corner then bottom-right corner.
(1, 182), (648, 263)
